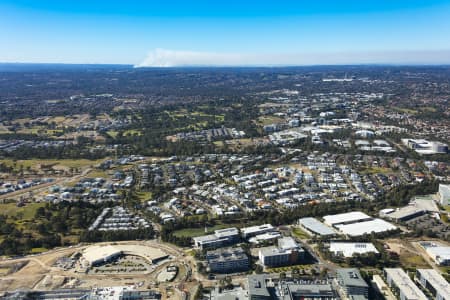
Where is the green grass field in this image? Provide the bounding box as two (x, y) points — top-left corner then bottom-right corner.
(0, 158), (104, 172)
(123, 129), (142, 136)
(31, 247), (48, 253)
(392, 107), (419, 115)
(136, 191), (153, 202)
(0, 202), (47, 220)
(399, 251), (430, 269)
(87, 169), (110, 178)
(292, 227), (310, 239)
(360, 167), (393, 175)
(256, 116), (285, 126)
(107, 130), (119, 138)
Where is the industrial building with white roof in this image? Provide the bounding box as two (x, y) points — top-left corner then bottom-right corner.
(323, 211), (373, 227)
(416, 269), (450, 300)
(329, 242), (379, 258)
(335, 219), (397, 237)
(323, 211), (397, 237)
(298, 217), (337, 237)
(384, 268), (427, 300)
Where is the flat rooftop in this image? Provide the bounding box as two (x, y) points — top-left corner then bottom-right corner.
(329, 242), (379, 257)
(416, 269), (450, 300)
(323, 211), (372, 226)
(207, 247), (248, 263)
(336, 219), (397, 236)
(386, 206), (425, 220)
(384, 268), (427, 300)
(299, 217), (336, 236)
(426, 246), (450, 261)
(278, 237), (299, 250)
(241, 224), (275, 235)
(336, 268), (368, 288)
(214, 227), (239, 238)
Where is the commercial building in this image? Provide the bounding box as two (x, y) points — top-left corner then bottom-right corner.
(206, 247), (249, 274)
(249, 231), (282, 245)
(383, 206), (426, 222)
(193, 227), (240, 250)
(81, 245), (122, 267)
(402, 139), (448, 155)
(329, 242), (379, 258)
(247, 274), (339, 300)
(415, 269), (450, 300)
(425, 246), (450, 266)
(439, 184), (450, 206)
(278, 281), (338, 300)
(384, 268), (427, 300)
(371, 275), (396, 300)
(241, 224), (277, 239)
(298, 217), (337, 237)
(322, 211), (398, 237)
(209, 286), (248, 300)
(248, 274), (272, 300)
(5, 287), (162, 300)
(323, 212), (373, 227)
(335, 268), (369, 300)
(258, 237), (305, 268)
(334, 219), (397, 237)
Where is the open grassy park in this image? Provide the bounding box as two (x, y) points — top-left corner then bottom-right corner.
(0, 202), (47, 220)
(0, 158), (104, 173)
(291, 227), (310, 239)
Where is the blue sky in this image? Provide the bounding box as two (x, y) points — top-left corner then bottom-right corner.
(1, 0), (450, 65)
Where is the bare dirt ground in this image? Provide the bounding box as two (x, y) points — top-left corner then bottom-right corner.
(385, 238), (433, 270)
(0, 240), (187, 297)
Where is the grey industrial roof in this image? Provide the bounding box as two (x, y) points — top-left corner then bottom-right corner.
(336, 268), (368, 288)
(248, 275), (271, 297)
(299, 217), (336, 236)
(387, 206), (425, 220)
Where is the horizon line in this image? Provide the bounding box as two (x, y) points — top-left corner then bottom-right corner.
(2, 61), (450, 68)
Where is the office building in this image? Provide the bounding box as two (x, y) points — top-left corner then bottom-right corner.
(402, 139), (448, 155)
(193, 227), (240, 250)
(439, 184), (450, 206)
(416, 269), (450, 300)
(259, 237), (305, 268)
(384, 268), (427, 300)
(241, 224), (277, 239)
(247, 274), (339, 300)
(335, 268), (369, 300)
(206, 247), (249, 274)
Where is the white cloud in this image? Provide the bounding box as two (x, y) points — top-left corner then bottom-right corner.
(135, 48), (248, 67)
(135, 48), (450, 67)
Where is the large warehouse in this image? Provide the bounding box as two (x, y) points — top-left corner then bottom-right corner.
(323, 211), (397, 237)
(298, 217), (337, 237)
(422, 244), (450, 266)
(329, 242), (379, 258)
(323, 212), (373, 227)
(335, 219), (397, 237)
